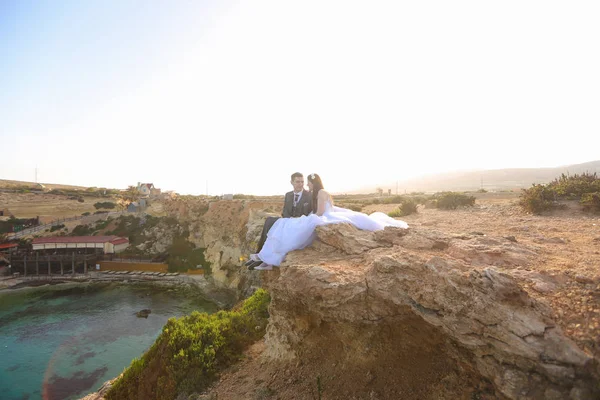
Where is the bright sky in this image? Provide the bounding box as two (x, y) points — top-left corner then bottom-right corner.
(1, 1), (599, 195)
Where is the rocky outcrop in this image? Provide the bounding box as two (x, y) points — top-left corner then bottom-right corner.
(137, 222), (184, 254)
(262, 225), (599, 400)
(155, 198), (599, 398)
(136, 309), (151, 318)
(162, 198), (282, 296)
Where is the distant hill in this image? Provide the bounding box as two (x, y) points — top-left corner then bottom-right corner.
(0, 179), (90, 191)
(349, 160), (600, 194)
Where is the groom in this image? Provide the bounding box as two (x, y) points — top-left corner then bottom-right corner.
(246, 172), (312, 269)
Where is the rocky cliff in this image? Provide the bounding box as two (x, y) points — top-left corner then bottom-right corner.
(157, 197), (599, 399)
(259, 225), (599, 399)
(161, 197), (282, 296)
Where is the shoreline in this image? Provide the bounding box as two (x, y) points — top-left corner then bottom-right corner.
(0, 272), (236, 308)
(0, 273), (232, 400)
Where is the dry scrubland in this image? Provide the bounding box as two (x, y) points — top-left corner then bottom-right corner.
(200, 191), (600, 399)
(0, 192), (115, 219)
(3, 183), (599, 399)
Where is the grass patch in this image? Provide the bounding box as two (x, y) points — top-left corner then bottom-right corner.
(106, 289), (271, 400)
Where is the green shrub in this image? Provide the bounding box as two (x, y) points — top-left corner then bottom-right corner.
(519, 184), (555, 214)
(81, 212), (91, 216)
(549, 173), (600, 198)
(382, 195), (405, 204)
(387, 198), (418, 217)
(70, 224), (93, 236)
(106, 289), (271, 400)
(410, 195), (431, 205)
(399, 199), (418, 215)
(432, 192), (476, 210)
(50, 224), (65, 232)
(94, 201), (116, 210)
(94, 218), (112, 231)
(519, 173), (600, 214)
(167, 235), (211, 273)
(387, 208), (402, 218)
(581, 192), (600, 212)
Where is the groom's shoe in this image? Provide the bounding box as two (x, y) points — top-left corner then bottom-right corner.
(244, 259), (256, 267)
(247, 260), (263, 270)
(254, 263), (273, 271)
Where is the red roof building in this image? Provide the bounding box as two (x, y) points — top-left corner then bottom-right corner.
(0, 243), (18, 253)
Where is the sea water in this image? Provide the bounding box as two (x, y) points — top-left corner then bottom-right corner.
(0, 282), (219, 400)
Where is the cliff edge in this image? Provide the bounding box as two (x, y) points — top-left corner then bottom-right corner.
(253, 224), (599, 399)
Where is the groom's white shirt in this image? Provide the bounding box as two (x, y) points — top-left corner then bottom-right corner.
(293, 190), (303, 206)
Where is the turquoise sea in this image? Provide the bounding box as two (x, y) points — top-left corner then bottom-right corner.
(0, 283), (219, 400)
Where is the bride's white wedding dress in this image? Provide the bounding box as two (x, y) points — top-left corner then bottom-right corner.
(258, 200), (409, 266)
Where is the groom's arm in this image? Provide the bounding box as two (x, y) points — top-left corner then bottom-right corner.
(301, 194), (312, 216)
(282, 192), (292, 218)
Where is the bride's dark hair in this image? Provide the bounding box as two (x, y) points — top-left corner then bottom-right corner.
(308, 173), (324, 212)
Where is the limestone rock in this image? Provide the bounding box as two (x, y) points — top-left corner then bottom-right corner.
(262, 226), (599, 400)
(447, 235), (536, 267)
(315, 224), (384, 254)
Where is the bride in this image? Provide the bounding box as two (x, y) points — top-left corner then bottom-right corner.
(253, 173), (409, 270)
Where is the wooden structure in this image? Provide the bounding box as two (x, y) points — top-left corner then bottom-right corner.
(32, 236), (129, 254)
(7, 253), (98, 276)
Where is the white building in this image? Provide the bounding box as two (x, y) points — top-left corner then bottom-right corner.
(32, 236), (129, 254)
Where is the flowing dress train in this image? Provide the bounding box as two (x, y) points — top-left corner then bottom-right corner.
(258, 200), (408, 266)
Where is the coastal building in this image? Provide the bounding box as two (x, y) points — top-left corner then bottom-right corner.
(31, 236), (129, 254)
(127, 199), (146, 212)
(0, 242), (18, 255)
(136, 182), (161, 198)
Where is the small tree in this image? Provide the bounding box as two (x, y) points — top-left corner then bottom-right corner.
(121, 186), (139, 204)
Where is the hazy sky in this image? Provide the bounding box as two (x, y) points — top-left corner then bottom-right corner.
(1, 1), (599, 195)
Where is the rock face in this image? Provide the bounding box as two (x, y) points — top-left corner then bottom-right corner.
(262, 225), (600, 400)
(157, 198), (599, 398)
(162, 198), (282, 296)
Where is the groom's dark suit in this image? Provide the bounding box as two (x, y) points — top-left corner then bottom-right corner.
(256, 189), (312, 253)
(282, 189), (312, 218)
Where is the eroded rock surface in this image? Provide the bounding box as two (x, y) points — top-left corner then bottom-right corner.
(263, 225), (599, 400)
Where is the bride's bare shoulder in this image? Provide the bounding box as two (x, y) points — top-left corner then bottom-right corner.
(318, 190), (333, 203)
(318, 189), (331, 198)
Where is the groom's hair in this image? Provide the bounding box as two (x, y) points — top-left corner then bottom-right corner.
(291, 172), (303, 181)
